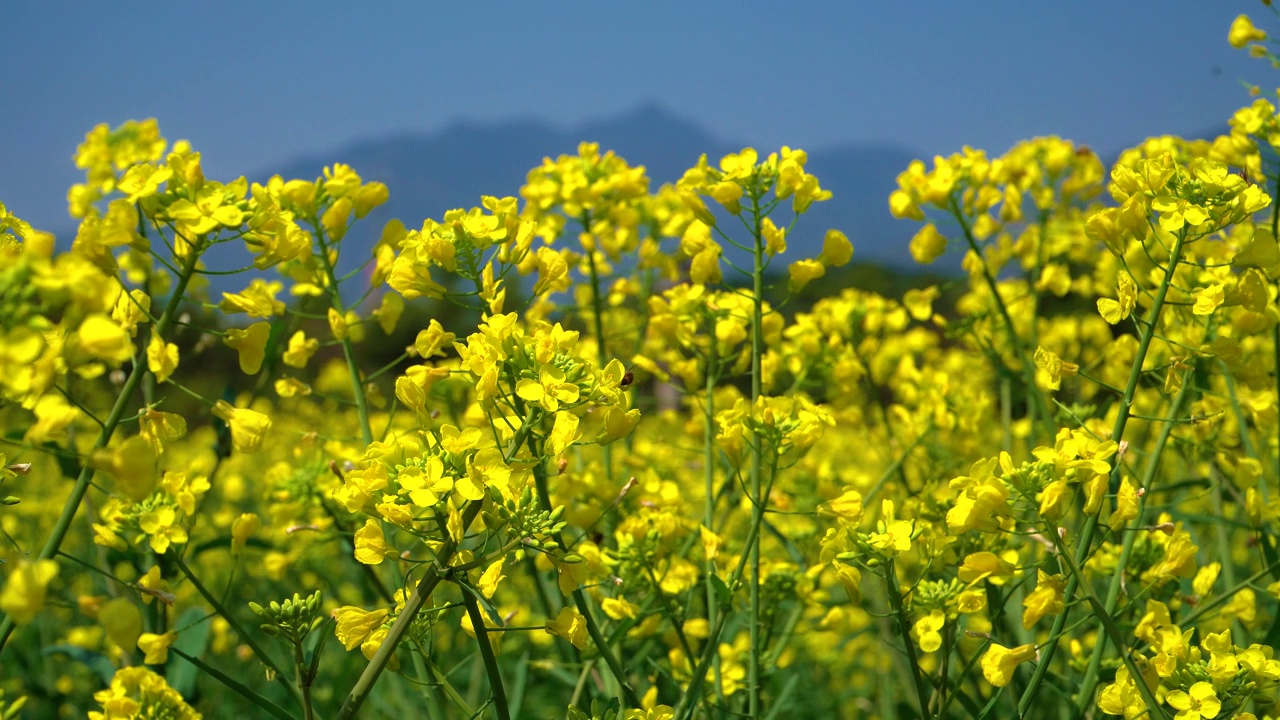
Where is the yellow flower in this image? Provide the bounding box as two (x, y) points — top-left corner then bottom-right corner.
(333, 606), (390, 651)
(1229, 14), (1267, 48)
(139, 407), (187, 456)
(1098, 272), (1136, 324)
(902, 286), (939, 321)
(413, 319), (455, 359)
(282, 330), (320, 368)
(93, 435), (159, 501)
(118, 163), (172, 203)
(601, 596), (640, 621)
(328, 307), (348, 341)
(360, 627), (399, 670)
(99, 597), (143, 651)
(546, 411), (580, 457)
(823, 489), (864, 524)
(137, 631), (176, 664)
(980, 642), (1037, 687)
(231, 513), (260, 555)
(832, 562), (862, 604)
(354, 519), (394, 565)
(372, 291), (404, 334)
(516, 365), (580, 413)
(596, 406), (640, 445)
(212, 400), (271, 454)
(166, 179), (246, 236)
(1166, 681), (1221, 720)
(819, 229), (853, 266)
(761, 217), (786, 255)
(478, 558), (506, 599)
(0, 559), (59, 625)
(1033, 346), (1079, 391)
(1192, 284), (1226, 315)
(219, 279), (285, 318)
(912, 609), (945, 653)
(868, 500), (913, 557)
(89, 666), (199, 720)
(1098, 666), (1144, 719)
(545, 606), (589, 650)
(1109, 477), (1140, 532)
(463, 447), (511, 500)
(138, 505), (188, 554)
(909, 223), (947, 264)
(397, 457), (453, 507)
(532, 246), (571, 295)
(690, 246), (723, 284)
(78, 313), (134, 365)
(889, 189), (924, 220)
(957, 551), (1015, 584)
(787, 259), (826, 292)
(1022, 571), (1065, 628)
(145, 335), (179, 383)
(221, 322), (270, 375)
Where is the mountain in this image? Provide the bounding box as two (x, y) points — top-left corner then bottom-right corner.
(260, 103), (926, 278)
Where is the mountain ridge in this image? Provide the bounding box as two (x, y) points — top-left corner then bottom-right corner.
(263, 102), (925, 272)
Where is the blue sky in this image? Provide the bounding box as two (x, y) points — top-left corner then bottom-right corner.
(1, 1), (1269, 233)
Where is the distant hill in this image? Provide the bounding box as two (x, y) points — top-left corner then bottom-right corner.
(262, 102), (927, 279)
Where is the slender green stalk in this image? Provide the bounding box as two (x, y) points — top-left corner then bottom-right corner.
(673, 459), (780, 719)
(0, 236), (206, 652)
(702, 326), (724, 704)
(527, 434), (640, 708)
(1050, 523), (1168, 720)
(951, 197), (1053, 438)
(170, 647), (298, 720)
(293, 641), (315, 720)
(747, 194), (766, 719)
(1018, 228), (1188, 715)
(885, 560), (931, 718)
(1074, 378), (1192, 713)
(568, 658), (597, 711)
(460, 586), (511, 720)
(314, 223), (374, 446)
(334, 501), (483, 720)
(173, 557), (297, 699)
(1271, 168), (1279, 485)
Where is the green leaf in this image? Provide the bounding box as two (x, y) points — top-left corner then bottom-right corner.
(42, 644), (116, 685)
(455, 577), (505, 628)
(169, 647), (296, 720)
(167, 607), (212, 697)
(709, 573), (732, 609)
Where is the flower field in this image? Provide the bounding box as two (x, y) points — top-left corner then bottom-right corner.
(7, 10), (1280, 720)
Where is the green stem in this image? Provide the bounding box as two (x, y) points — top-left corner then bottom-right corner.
(173, 557), (297, 699)
(528, 434), (640, 708)
(294, 641), (315, 720)
(1074, 376), (1192, 714)
(1049, 521), (1168, 720)
(1271, 167), (1279, 486)
(951, 197), (1053, 438)
(334, 501), (483, 720)
(748, 194), (766, 719)
(315, 223), (373, 446)
(885, 560), (931, 718)
(703, 336), (724, 705)
(673, 459), (779, 719)
(459, 585), (511, 720)
(170, 647), (298, 720)
(1017, 227), (1187, 715)
(0, 235), (206, 652)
